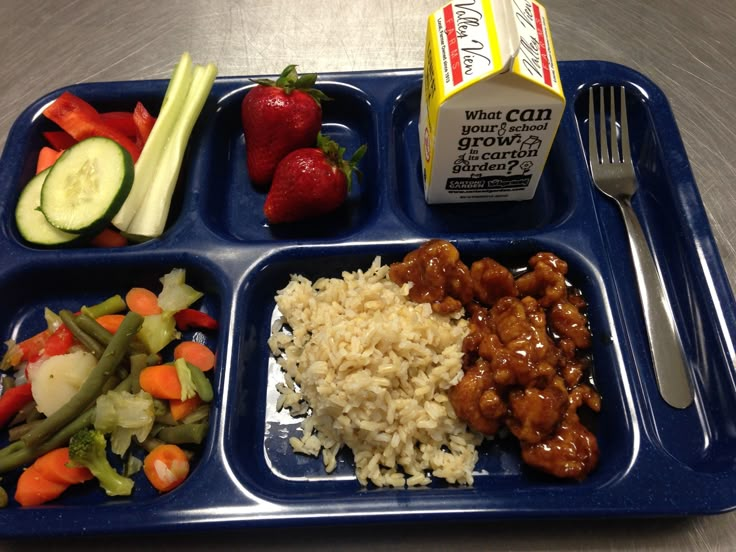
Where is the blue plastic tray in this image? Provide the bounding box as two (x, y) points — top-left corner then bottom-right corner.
(1, 61), (736, 537)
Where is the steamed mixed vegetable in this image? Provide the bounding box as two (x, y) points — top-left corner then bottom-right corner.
(14, 52), (217, 247)
(0, 268), (218, 507)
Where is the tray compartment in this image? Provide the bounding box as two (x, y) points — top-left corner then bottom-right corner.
(390, 83), (579, 236)
(0, 252), (225, 505)
(197, 80), (381, 243)
(0, 80), (206, 249)
(223, 240), (636, 502)
(571, 71), (736, 471)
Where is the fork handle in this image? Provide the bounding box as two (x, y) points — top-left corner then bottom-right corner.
(618, 198), (694, 408)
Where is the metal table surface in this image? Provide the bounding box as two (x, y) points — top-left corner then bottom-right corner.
(0, 0), (734, 550)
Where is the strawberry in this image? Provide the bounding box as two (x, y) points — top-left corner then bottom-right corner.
(264, 133), (367, 224)
(241, 64), (329, 188)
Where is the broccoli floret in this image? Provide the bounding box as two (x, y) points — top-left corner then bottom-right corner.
(68, 428), (134, 497)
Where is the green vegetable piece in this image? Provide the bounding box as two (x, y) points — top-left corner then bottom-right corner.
(22, 311), (143, 450)
(0, 485), (8, 508)
(156, 421), (208, 445)
(59, 310), (105, 358)
(81, 294), (126, 319)
(68, 429), (134, 496)
(40, 137), (134, 234)
(157, 268), (203, 313)
(137, 313), (179, 354)
(185, 361), (213, 403)
(113, 53), (217, 240)
(14, 169), (83, 246)
(174, 358), (197, 401)
(94, 389), (155, 456)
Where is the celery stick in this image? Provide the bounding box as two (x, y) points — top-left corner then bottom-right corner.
(112, 53), (194, 231)
(124, 62), (217, 239)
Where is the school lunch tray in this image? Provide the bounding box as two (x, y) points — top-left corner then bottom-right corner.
(1, 60), (735, 537)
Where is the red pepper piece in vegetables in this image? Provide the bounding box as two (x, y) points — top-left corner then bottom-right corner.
(0, 382), (33, 428)
(17, 329), (51, 363)
(43, 130), (77, 150)
(173, 309), (218, 331)
(100, 111), (138, 138)
(132, 102), (156, 148)
(43, 92), (141, 162)
(43, 324), (74, 357)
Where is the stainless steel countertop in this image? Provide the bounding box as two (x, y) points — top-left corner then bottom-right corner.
(1, 0), (734, 549)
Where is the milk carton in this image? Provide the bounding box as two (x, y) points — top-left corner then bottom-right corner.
(418, 0), (565, 203)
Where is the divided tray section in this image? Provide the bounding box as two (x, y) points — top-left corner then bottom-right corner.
(195, 79), (382, 243)
(568, 63), (736, 474)
(0, 80), (205, 249)
(390, 79), (581, 235)
(224, 240), (636, 505)
(0, 251), (226, 507)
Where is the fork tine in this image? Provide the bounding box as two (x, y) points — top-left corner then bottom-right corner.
(619, 86), (631, 162)
(598, 87), (608, 162)
(609, 86), (619, 161)
(588, 87), (597, 163)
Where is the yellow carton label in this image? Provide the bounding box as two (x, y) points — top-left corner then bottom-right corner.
(419, 0), (564, 204)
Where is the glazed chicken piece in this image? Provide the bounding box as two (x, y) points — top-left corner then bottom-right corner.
(389, 239), (473, 314)
(520, 384), (601, 480)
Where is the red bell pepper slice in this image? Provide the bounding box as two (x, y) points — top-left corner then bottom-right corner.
(43, 324), (75, 357)
(43, 92), (141, 162)
(43, 130), (77, 150)
(132, 102), (156, 148)
(17, 329), (51, 363)
(0, 382), (34, 428)
(100, 111), (138, 138)
(173, 309), (219, 331)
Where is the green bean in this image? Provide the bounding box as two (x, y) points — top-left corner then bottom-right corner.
(139, 436), (166, 454)
(75, 313), (115, 345)
(7, 420), (42, 442)
(129, 353), (148, 394)
(156, 422), (209, 445)
(76, 313), (148, 356)
(21, 311), (143, 450)
(0, 409), (95, 474)
(0, 370), (139, 474)
(0, 440), (25, 460)
(81, 294), (126, 319)
(185, 361), (214, 402)
(0, 486), (7, 508)
(59, 310), (105, 358)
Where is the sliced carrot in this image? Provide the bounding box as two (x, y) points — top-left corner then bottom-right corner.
(14, 447), (93, 507)
(143, 444), (190, 492)
(170, 395), (202, 421)
(15, 465), (68, 507)
(95, 314), (126, 334)
(125, 287), (162, 316)
(32, 447), (93, 486)
(173, 341), (216, 372)
(90, 227), (128, 248)
(139, 364), (181, 400)
(36, 147), (64, 174)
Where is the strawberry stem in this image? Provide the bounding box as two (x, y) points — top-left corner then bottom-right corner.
(251, 64), (330, 104)
(316, 133), (367, 191)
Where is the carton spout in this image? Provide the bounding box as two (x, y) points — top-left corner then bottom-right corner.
(493, 0), (521, 73)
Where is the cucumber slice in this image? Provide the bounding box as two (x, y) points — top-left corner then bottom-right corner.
(15, 169), (83, 246)
(40, 137), (134, 234)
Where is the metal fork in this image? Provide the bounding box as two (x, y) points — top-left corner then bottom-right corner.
(587, 86), (693, 409)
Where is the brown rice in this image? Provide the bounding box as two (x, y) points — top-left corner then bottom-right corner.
(267, 257), (481, 487)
